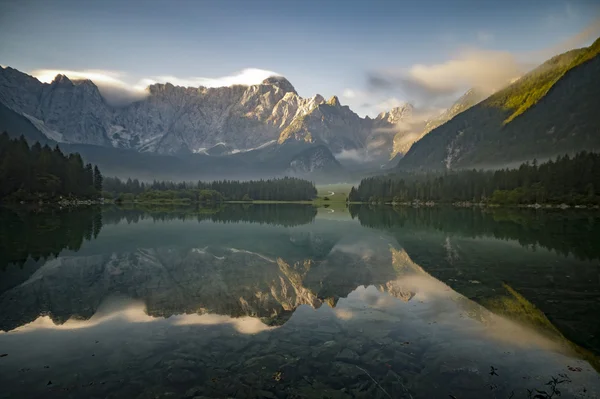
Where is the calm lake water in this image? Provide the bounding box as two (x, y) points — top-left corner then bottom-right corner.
(1, 204), (599, 399)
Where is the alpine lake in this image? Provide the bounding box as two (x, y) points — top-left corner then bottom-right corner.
(1, 204), (599, 399)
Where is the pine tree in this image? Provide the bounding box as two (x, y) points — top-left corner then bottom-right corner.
(93, 165), (103, 196)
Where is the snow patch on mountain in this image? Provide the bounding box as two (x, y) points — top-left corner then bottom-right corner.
(22, 113), (64, 142)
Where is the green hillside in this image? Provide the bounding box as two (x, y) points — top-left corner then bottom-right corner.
(399, 38), (600, 170)
(493, 38), (600, 123)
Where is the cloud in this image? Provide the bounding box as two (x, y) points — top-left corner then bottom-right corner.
(365, 16), (600, 108)
(476, 31), (494, 44)
(135, 68), (280, 90)
(375, 107), (443, 133)
(342, 88), (357, 98)
(30, 68), (281, 106)
(334, 149), (369, 163)
(373, 97), (405, 114)
(342, 88), (409, 117)
(372, 106), (446, 155)
(367, 49), (523, 106)
(32, 69), (150, 106)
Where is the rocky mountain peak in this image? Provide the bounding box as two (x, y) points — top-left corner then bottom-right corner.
(261, 76), (297, 94)
(377, 103), (414, 124)
(51, 74), (73, 86)
(326, 95), (341, 107)
(72, 78), (101, 93)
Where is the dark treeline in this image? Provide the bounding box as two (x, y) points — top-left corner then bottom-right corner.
(0, 207), (103, 271)
(102, 204), (317, 227)
(0, 134), (103, 201)
(349, 205), (600, 261)
(350, 152), (600, 205)
(103, 176), (317, 202)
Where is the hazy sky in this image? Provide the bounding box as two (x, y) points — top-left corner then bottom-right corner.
(1, 0), (599, 116)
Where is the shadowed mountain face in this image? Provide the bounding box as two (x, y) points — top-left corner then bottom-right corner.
(1, 205), (599, 398)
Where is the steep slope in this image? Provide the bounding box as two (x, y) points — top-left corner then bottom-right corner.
(278, 96), (371, 153)
(421, 89), (485, 136)
(112, 78), (304, 154)
(287, 144), (343, 176)
(387, 89), (484, 160)
(399, 38), (600, 170)
(372, 104), (415, 160)
(0, 102), (51, 144)
(0, 69), (111, 145)
(372, 90), (485, 168)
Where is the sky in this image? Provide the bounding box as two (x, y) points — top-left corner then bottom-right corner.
(1, 0), (599, 116)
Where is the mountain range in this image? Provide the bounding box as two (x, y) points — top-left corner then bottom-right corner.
(0, 63), (482, 180)
(1, 38), (599, 180)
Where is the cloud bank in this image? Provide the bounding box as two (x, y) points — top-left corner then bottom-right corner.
(367, 49), (523, 106)
(31, 68), (280, 106)
(32, 69), (149, 106)
(136, 68), (280, 90)
(340, 88), (409, 117)
(366, 16), (600, 108)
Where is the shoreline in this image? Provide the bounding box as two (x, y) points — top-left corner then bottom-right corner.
(349, 201), (600, 210)
(3, 198), (600, 211)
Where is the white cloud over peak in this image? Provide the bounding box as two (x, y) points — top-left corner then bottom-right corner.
(33, 69), (125, 85)
(30, 68), (281, 106)
(374, 97), (405, 114)
(342, 88), (409, 117)
(137, 68), (280, 90)
(32, 68), (149, 106)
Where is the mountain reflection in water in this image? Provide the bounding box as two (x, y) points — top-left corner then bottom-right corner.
(0, 204), (599, 399)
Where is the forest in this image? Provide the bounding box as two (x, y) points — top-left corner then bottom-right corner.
(103, 176), (318, 202)
(0, 133), (103, 202)
(350, 152), (600, 205)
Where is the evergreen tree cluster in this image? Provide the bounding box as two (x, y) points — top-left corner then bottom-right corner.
(0, 134), (103, 201)
(350, 152), (600, 205)
(103, 176), (317, 202)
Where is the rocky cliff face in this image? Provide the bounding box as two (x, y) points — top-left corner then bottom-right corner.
(287, 145), (343, 174)
(374, 92), (485, 160)
(0, 67), (378, 157)
(0, 70), (111, 145)
(0, 65), (488, 166)
(278, 96), (372, 153)
(112, 78), (320, 154)
(372, 104), (416, 159)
